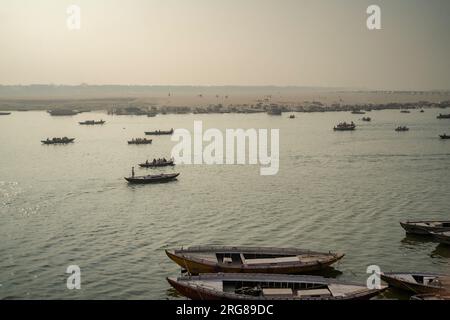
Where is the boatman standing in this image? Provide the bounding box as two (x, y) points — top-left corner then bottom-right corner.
(131, 166), (135, 178)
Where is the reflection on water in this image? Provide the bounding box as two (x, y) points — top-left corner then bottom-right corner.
(431, 244), (450, 259)
(0, 109), (449, 299)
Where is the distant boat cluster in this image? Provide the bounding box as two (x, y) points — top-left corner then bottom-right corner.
(332, 110), (450, 138)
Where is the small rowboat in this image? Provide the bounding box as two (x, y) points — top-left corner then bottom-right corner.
(430, 231), (450, 245)
(165, 246), (345, 274)
(167, 273), (386, 300)
(333, 123), (356, 131)
(145, 129), (174, 135)
(437, 114), (450, 119)
(79, 120), (105, 125)
(0, 112), (11, 116)
(439, 134), (450, 139)
(381, 272), (450, 294)
(395, 126), (409, 132)
(128, 138), (152, 145)
(41, 137), (75, 145)
(124, 172), (179, 184)
(139, 160), (175, 168)
(351, 111), (365, 114)
(400, 220), (450, 235)
(400, 110), (411, 113)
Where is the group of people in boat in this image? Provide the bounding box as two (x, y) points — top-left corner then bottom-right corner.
(42, 137), (74, 144)
(145, 157), (170, 165)
(334, 121), (356, 130)
(395, 126), (409, 131)
(128, 138), (152, 144)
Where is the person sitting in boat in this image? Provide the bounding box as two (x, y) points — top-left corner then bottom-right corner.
(152, 158), (156, 164)
(146, 160), (149, 165)
(163, 157), (167, 162)
(131, 166), (135, 178)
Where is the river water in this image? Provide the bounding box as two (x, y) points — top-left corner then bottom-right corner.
(0, 109), (449, 299)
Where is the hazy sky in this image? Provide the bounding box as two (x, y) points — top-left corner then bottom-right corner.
(1, 0), (449, 89)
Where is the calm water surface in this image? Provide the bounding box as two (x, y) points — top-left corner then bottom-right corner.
(0, 109), (449, 299)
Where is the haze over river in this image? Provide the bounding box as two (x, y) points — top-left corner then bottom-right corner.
(0, 109), (449, 299)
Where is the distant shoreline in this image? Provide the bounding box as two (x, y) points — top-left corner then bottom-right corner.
(1, 86), (449, 113)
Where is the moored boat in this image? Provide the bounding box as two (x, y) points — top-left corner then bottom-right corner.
(381, 272), (450, 294)
(41, 137), (75, 145)
(167, 273), (386, 300)
(439, 134), (450, 139)
(165, 246), (345, 274)
(437, 113), (450, 119)
(0, 112), (11, 116)
(124, 172), (179, 184)
(139, 158), (175, 168)
(361, 117), (371, 122)
(128, 138), (152, 145)
(145, 129), (174, 135)
(430, 231), (450, 245)
(351, 110), (365, 114)
(400, 220), (450, 235)
(400, 110), (411, 113)
(79, 120), (105, 125)
(333, 122), (356, 131)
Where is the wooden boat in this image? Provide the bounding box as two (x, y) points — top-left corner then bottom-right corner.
(167, 273), (386, 300)
(128, 138), (152, 145)
(0, 112), (11, 115)
(361, 117), (371, 122)
(430, 231), (450, 245)
(289, 114), (295, 119)
(381, 272), (450, 294)
(139, 159), (175, 168)
(437, 113), (450, 119)
(79, 120), (105, 125)
(333, 122), (356, 131)
(400, 110), (411, 113)
(400, 220), (450, 235)
(41, 137), (75, 145)
(439, 134), (450, 139)
(124, 172), (179, 184)
(395, 126), (409, 132)
(411, 293), (450, 300)
(420, 109), (425, 113)
(351, 111), (365, 114)
(145, 129), (174, 135)
(165, 246), (345, 274)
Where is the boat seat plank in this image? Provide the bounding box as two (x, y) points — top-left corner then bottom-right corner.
(244, 257), (299, 265)
(262, 288), (293, 297)
(297, 289), (331, 297)
(328, 284), (364, 297)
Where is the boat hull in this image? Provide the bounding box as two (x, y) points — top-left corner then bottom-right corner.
(381, 273), (449, 294)
(400, 221), (450, 235)
(431, 232), (450, 245)
(165, 248), (344, 275)
(167, 274), (385, 300)
(124, 173), (179, 184)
